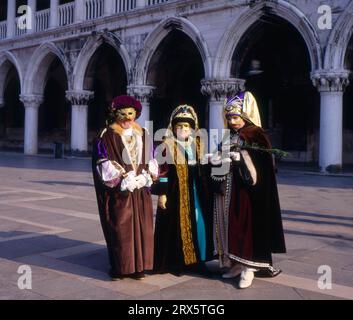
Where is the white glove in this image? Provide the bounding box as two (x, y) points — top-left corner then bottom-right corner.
(200, 153), (213, 165)
(228, 151), (241, 162)
(148, 159), (159, 180)
(120, 171), (137, 192)
(210, 153), (232, 165)
(135, 170), (153, 189)
(210, 153), (222, 166)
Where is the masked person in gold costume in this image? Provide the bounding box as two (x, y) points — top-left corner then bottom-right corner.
(153, 105), (214, 276)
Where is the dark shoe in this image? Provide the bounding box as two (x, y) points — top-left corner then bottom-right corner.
(130, 272), (145, 280)
(108, 269), (121, 281)
(255, 268), (282, 278)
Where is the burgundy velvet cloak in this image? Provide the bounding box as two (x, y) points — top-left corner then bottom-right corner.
(92, 127), (154, 275)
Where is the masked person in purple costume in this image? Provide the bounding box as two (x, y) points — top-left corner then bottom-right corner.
(92, 95), (159, 280)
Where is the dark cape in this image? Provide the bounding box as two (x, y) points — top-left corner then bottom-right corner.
(152, 139), (214, 273)
(91, 126), (154, 276)
(214, 123), (286, 272)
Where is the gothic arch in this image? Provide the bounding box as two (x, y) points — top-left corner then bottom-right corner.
(0, 51), (23, 100)
(324, 1), (353, 70)
(213, 0), (322, 79)
(23, 42), (69, 95)
(72, 33), (131, 91)
(134, 16), (212, 85)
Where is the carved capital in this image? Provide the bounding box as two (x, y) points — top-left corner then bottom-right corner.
(20, 95), (44, 108)
(201, 78), (246, 100)
(66, 90), (94, 105)
(127, 85), (155, 103)
(311, 71), (350, 92)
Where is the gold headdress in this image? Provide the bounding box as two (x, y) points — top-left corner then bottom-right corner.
(168, 105), (199, 133)
(223, 91), (262, 128)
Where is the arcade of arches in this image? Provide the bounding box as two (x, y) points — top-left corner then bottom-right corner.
(0, 13), (352, 172)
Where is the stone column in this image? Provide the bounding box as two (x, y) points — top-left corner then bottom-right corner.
(127, 85), (155, 128)
(74, 0), (86, 23)
(20, 94), (44, 155)
(50, 0), (59, 28)
(66, 90), (94, 153)
(201, 78), (246, 131)
(28, 0), (37, 34)
(311, 71), (349, 172)
(6, 0), (16, 38)
(201, 78), (246, 151)
(104, 0), (114, 16)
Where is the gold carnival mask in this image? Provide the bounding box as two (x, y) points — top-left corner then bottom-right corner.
(115, 107), (137, 122)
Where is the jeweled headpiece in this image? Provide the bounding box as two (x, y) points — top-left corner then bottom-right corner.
(223, 91), (262, 128)
(171, 105), (197, 128)
(224, 93), (245, 118)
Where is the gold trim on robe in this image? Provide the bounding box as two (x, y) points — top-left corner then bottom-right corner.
(164, 138), (197, 265)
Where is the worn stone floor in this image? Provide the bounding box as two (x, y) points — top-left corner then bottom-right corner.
(0, 152), (352, 300)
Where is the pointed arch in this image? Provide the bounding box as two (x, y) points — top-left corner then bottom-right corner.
(213, 0), (322, 79)
(23, 42), (69, 95)
(324, 1), (353, 70)
(134, 16), (212, 85)
(72, 32), (131, 91)
(0, 51), (23, 99)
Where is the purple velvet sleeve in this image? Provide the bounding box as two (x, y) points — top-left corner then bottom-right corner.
(97, 139), (108, 159)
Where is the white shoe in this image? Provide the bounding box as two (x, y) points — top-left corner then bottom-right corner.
(238, 268), (256, 289)
(222, 264), (242, 279)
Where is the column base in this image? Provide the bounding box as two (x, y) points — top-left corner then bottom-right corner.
(68, 149), (91, 158)
(321, 164), (342, 174)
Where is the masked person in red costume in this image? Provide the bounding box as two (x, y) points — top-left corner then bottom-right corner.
(92, 95), (158, 280)
(211, 91), (286, 289)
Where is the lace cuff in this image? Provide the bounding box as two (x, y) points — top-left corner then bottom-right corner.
(96, 159), (126, 188)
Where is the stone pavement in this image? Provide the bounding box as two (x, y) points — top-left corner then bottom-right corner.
(0, 151), (352, 300)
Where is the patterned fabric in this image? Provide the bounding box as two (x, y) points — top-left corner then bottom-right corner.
(174, 145), (197, 266)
